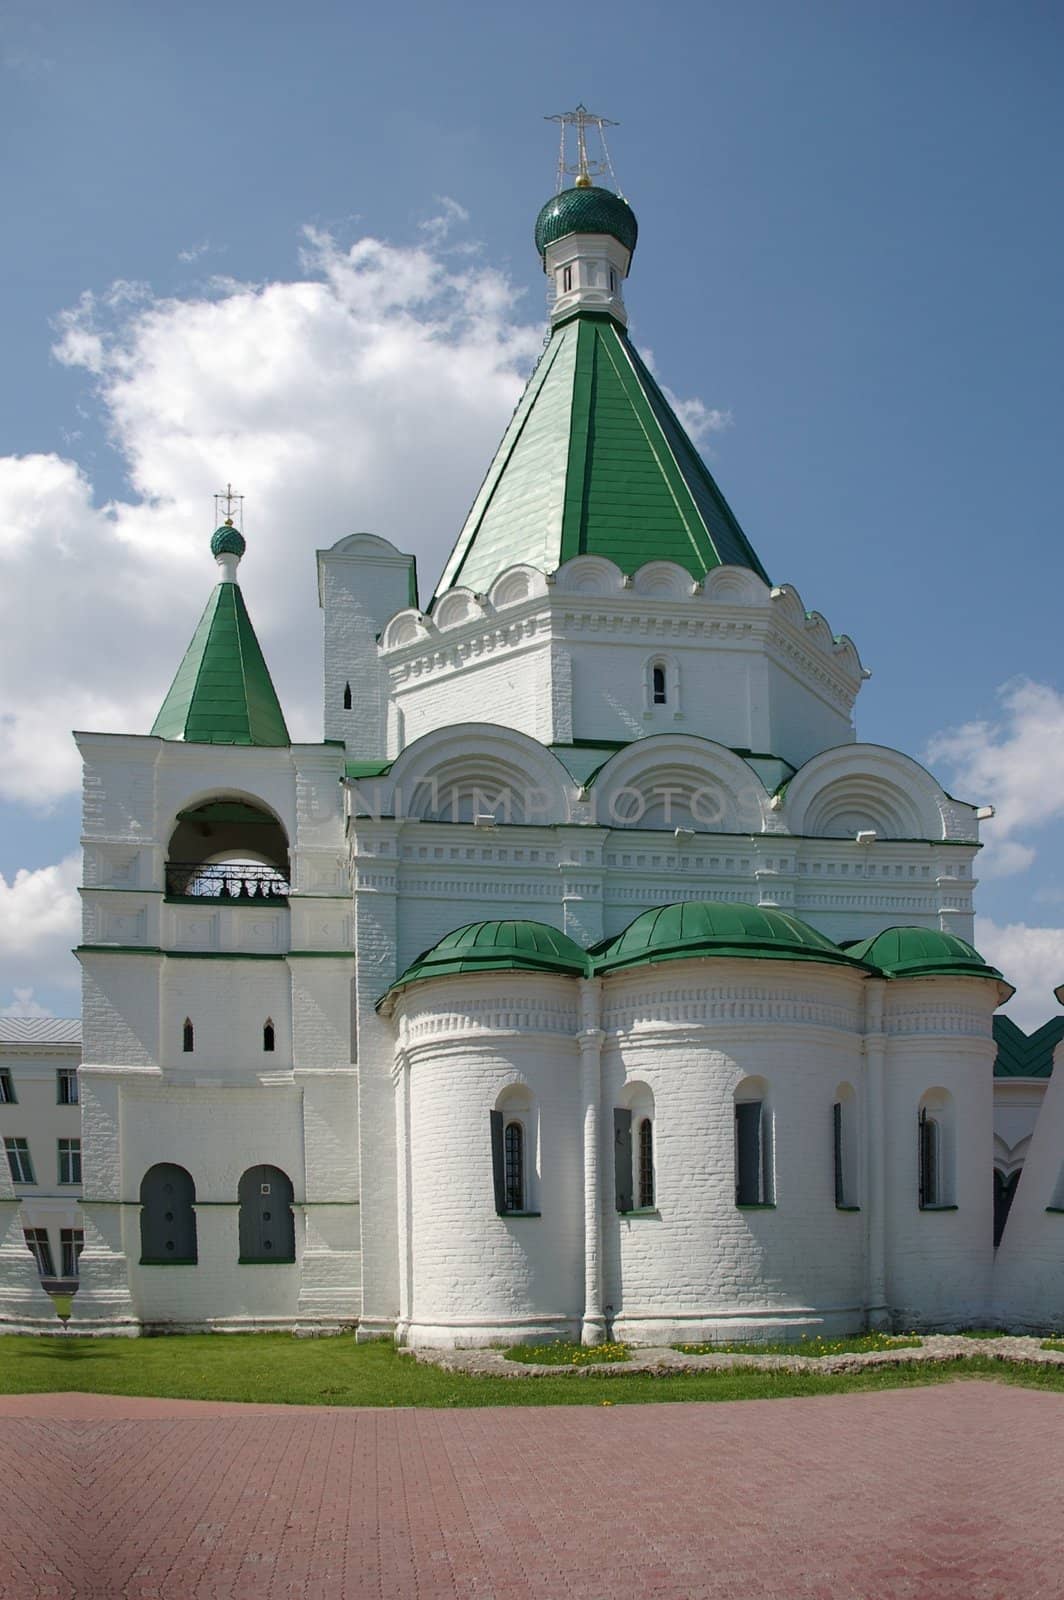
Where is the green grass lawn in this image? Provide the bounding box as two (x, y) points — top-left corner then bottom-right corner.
(1, 1335), (1064, 1408)
(672, 1333), (921, 1357)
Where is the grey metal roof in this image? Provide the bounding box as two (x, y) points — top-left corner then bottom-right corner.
(0, 1017), (81, 1044)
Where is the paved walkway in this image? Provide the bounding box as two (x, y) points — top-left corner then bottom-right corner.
(0, 1382), (1060, 1599)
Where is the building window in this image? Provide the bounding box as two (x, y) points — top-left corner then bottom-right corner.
(182, 1018), (194, 1053)
(58, 1138), (81, 1186)
(735, 1096), (772, 1206)
(263, 1019), (275, 1053)
(4, 1137), (34, 1185)
(918, 1108), (940, 1208)
(140, 1163), (198, 1264)
(652, 664), (667, 704)
(61, 1228), (84, 1278)
(833, 1101), (845, 1206)
(490, 1093), (536, 1215)
(238, 1165), (295, 1263)
(0, 1069), (15, 1104)
(24, 1227), (54, 1278)
(563, 264), (573, 293)
(504, 1123), (524, 1212)
(609, 268), (616, 292)
(343, 681), (352, 710)
(833, 1085), (858, 1207)
(57, 1068), (78, 1105)
(638, 1117), (655, 1209)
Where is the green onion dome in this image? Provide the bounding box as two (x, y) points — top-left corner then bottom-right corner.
(843, 926), (1008, 984)
(592, 900), (870, 975)
(380, 919), (590, 1007)
(534, 186), (638, 263)
(210, 523), (246, 559)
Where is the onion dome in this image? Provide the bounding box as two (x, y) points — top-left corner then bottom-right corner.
(843, 927), (1011, 989)
(593, 900), (870, 975)
(379, 919), (590, 1008)
(210, 522), (246, 559)
(535, 185), (638, 263)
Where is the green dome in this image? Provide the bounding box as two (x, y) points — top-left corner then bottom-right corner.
(534, 186), (638, 262)
(380, 920), (590, 1007)
(210, 523), (246, 559)
(843, 926), (1008, 985)
(593, 900), (870, 975)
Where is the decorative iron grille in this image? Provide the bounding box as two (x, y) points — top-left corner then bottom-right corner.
(165, 862), (289, 900)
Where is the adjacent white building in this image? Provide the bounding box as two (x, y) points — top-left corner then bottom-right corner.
(3, 154), (1063, 1342)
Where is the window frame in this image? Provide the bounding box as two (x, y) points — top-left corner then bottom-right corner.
(56, 1067), (78, 1105)
(60, 1228), (85, 1279)
(5, 1137), (35, 1185)
(0, 1068), (15, 1104)
(24, 1227), (55, 1278)
(735, 1098), (774, 1208)
(918, 1107), (940, 1209)
(57, 1137), (82, 1187)
(637, 1116), (655, 1210)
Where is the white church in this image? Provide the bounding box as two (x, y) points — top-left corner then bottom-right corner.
(4, 125), (1064, 1345)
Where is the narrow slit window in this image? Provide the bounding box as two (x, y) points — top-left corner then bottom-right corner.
(562, 264), (573, 293)
(504, 1122), (524, 1212)
(609, 268), (616, 292)
(652, 664), (667, 705)
(735, 1100), (770, 1205)
(833, 1101), (844, 1207)
(263, 1019), (275, 1053)
(638, 1118), (654, 1209)
(182, 1018), (194, 1053)
(918, 1108), (939, 1208)
(343, 682), (352, 710)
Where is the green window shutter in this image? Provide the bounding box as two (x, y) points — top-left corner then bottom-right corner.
(490, 1110), (506, 1214)
(614, 1108), (633, 1212)
(735, 1101), (763, 1205)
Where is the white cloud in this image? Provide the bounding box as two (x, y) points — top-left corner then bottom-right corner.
(976, 916), (1064, 1032)
(927, 679), (1064, 877)
(177, 241), (212, 264)
(1, 990), (52, 1019)
(0, 855), (80, 1007)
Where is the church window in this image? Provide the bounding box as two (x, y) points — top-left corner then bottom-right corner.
(4, 1137), (34, 1184)
(238, 1165), (295, 1263)
(140, 1163), (198, 1264)
(609, 268), (616, 292)
(918, 1108), (940, 1208)
(57, 1067), (78, 1104)
(263, 1018), (275, 1053)
(490, 1104), (534, 1214)
(833, 1085), (858, 1208)
(652, 664), (667, 704)
(57, 1138), (81, 1186)
(24, 1227), (54, 1278)
(563, 264), (573, 293)
(638, 1118), (655, 1209)
(0, 1069), (15, 1103)
(343, 682), (352, 710)
(614, 1108), (634, 1211)
(735, 1091), (773, 1206)
(182, 1018), (194, 1053)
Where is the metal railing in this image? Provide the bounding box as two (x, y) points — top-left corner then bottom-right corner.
(165, 862), (290, 901)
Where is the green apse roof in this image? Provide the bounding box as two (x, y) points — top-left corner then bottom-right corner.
(993, 1015), (1064, 1079)
(381, 920), (590, 1006)
(151, 579), (290, 746)
(592, 901), (869, 975)
(433, 314), (769, 601)
(842, 927), (1008, 985)
(534, 186), (639, 261)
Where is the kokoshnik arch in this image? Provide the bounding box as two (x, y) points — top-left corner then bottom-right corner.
(4, 114), (1064, 1344)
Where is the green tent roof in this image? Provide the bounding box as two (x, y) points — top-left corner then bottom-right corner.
(592, 900), (869, 975)
(843, 927), (1007, 985)
(992, 1015), (1064, 1078)
(380, 920), (590, 1007)
(432, 314), (769, 601)
(151, 580), (289, 747)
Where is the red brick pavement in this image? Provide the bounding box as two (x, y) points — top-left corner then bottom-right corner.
(0, 1382), (1059, 1599)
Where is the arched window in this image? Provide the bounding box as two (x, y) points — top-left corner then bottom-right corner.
(140, 1163), (197, 1264)
(182, 1018), (194, 1053)
(263, 1018), (275, 1053)
(638, 1117), (654, 1209)
(490, 1084), (536, 1215)
(238, 1165), (295, 1263)
(343, 682), (352, 710)
(918, 1088), (955, 1208)
(735, 1079), (773, 1206)
(652, 664), (667, 705)
(833, 1083), (859, 1208)
(614, 1082), (655, 1212)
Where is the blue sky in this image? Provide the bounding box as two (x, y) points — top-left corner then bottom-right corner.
(1, 0), (1062, 1021)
